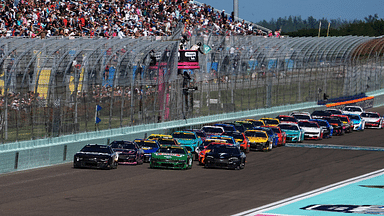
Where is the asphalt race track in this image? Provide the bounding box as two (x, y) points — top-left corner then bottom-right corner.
(1, 107), (384, 216)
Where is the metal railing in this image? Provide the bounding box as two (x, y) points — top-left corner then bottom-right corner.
(0, 35), (383, 143)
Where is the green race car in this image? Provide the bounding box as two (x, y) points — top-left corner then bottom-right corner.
(150, 146), (193, 170)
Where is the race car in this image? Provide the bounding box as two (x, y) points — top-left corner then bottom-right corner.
(260, 118), (280, 126)
(109, 140), (144, 165)
(342, 106), (364, 115)
(263, 126), (286, 146)
(133, 139), (160, 162)
(298, 120), (324, 140)
(278, 123), (305, 143)
(254, 126), (279, 148)
(198, 142), (231, 165)
(222, 131), (250, 153)
(244, 129), (273, 151)
(344, 113), (365, 131)
(195, 138), (228, 161)
(331, 114), (353, 133)
(204, 144), (246, 170)
(172, 131), (203, 153)
(74, 144), (118, 169)
(323, 117), (345, 136)
(361, 111), (384, 129)
(223, 122), (247, 133)
(310, 119), (333, 138)
(150, 146), (193, 169)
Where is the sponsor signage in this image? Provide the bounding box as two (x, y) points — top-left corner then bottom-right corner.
(301, 204), (384, 214)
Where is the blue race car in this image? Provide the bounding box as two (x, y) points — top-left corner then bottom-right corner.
(345, 113), (365, 131)
(133, 139), (160, 163)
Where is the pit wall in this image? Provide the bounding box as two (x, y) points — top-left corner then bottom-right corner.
(0, 89), (382, 174)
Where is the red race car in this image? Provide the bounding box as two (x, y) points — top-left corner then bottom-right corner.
(262, 125), (286, 146)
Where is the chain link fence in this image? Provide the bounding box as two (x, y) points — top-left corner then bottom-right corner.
(0, 35), (383, 143)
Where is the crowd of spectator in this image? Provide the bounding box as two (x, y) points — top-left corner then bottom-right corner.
(0, 0), (266, 38)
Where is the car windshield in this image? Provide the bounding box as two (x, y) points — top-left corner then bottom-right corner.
(245, 131), (267, 138)
(138, 142), (158, 148)
(298, 122), (318, 128)
(339, 117), (349, 122)
(110, 143), (136, 150)
(361, 113), (380, 118)
(158, 139), (177, 145)
(278, 116), (296, 122)
(173, 133), (196, 139)
(234, 125), (245, 132)
(263, 119), (279, 125)
(347, 115), (360, 120)
(344, 107), (362, 112)
(231, 133), (244, 140)
(279, 124), (299, 130)
(312, 111), (331, 116)
(81, 145), (112, 154)
(270, 128), (280, 133)
(252, 121), (264, 126)
(210, 137), (234, 144)
(217, 125), (235, 132)
(293, 115), (310, 120)
(326, 118), (341, 124)
(158, 147), (186, 154)
(211, 145), (240, 154)
(202, 127), (224, 133)
(315, 121), (328, 127)
(327, 109), (342, 114)
(194, 131), (206, 137)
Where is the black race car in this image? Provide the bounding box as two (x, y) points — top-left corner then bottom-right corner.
(204, 144), (246, 170)
(109, 140), (144, 165)
(324, 117), (345, 136)
(74, 144), (118, 169)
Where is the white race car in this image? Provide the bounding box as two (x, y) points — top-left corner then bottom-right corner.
(298, 120), (324, 140)
(342, 106), (364, 116)
(361, 112), (384, 129)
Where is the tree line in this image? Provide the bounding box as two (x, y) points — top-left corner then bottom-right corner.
(256, 14), (384, 37)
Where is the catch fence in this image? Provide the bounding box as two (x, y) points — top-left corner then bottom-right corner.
(0, 35), (383, 143)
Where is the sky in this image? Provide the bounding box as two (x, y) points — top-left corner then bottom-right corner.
(196, 0), (384, 23)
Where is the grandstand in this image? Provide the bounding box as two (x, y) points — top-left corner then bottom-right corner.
(0, 1), (383, 143)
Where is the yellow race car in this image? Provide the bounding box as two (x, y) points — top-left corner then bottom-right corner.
(244, 130), (272, 151)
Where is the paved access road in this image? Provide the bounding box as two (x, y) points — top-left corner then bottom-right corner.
(0, 107), (384, 216)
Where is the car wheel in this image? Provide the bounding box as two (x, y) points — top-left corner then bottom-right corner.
(239, 161), (245, 169)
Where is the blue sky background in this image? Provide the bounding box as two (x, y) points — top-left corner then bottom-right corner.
(197, 0), (384, 23)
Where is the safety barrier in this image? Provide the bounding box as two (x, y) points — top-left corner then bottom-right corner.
(0, 101), (321, 174)
(1, 88), (383, 175)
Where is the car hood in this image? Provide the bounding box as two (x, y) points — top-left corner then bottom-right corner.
(141, 147), (158, 153)
(300, 127), (321, 132)
(207, 152), (240, 159)
(175, 139), (197, 145)
(281, 129), (300, 135)
(248, 137), (268, 142)
(152, 153), (188, 159)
